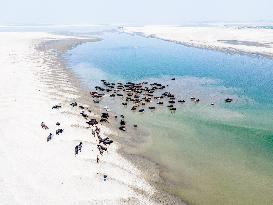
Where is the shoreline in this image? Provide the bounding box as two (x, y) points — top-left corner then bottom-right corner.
(38, 28), (273, 205)
(53, 35), (186, 204)
(38, 33), (186, 204)
(0, 32), (163, 205)
(35, 34), (162, 204)
(52, 34), (187, 203)
(123, 26), (273, 59)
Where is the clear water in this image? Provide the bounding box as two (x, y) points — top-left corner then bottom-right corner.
(65, 32), (273, 205)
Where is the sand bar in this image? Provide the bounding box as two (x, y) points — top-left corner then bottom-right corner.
(0, 32), (160, 205)
(123, 25), (273, 57)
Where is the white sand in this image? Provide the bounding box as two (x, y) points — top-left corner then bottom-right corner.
(0, 32), (157, 205)
(123, 25), (273, 57)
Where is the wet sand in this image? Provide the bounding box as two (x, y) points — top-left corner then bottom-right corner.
(38, 34), (185, 204)
(0, 32), (167, 205)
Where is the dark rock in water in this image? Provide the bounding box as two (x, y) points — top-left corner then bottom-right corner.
(139, 108), (145, 113)
(225, 98), (233, 103)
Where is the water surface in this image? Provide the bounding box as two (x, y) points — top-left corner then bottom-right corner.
(65, 32), (273, 205)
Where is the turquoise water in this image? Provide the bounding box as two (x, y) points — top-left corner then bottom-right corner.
(66, 33), (273, 104)
(65, 32), (273, 205)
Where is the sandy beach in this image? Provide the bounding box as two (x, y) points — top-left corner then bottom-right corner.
(123, 25), (273, 57)
(2, 26), (272, 205)
(0, 32), (164, 205)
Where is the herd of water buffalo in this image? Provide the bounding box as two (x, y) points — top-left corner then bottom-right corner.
(89, 78), (233, 131)
(42, 78), (233, 167)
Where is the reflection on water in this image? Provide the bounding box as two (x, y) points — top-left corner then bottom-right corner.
(65, 32), (273, 205)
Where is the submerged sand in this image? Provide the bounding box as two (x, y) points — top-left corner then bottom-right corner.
(0, 32), (170, 205)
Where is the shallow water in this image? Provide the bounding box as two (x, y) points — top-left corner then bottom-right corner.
(65, 32), (273, 205)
